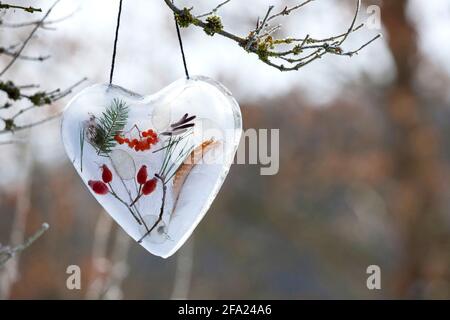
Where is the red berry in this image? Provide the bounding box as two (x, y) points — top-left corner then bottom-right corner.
(142, 131), (148, 137)
(139, 140), (147, 150)
(137, 165), (148, 184)
(142, 178), (157, 195)
(101, 165), (113, 183)
(88, 180), (109, 195)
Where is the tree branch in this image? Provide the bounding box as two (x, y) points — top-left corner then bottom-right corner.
(0, 0), (59, 77)
(0, 77), (87, 136)
(0, 2), (41, 13)
(0, 46), (50, 61)
(164, 0), (381, 72)
(0, 223), (49, 267)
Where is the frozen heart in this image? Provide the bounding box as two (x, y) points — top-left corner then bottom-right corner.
(61, 76), (242, 258)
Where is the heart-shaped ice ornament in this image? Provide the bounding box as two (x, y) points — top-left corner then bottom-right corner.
(61, 76), (242, 258)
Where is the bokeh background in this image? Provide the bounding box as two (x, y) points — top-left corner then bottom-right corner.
(1, 0), (449, 299)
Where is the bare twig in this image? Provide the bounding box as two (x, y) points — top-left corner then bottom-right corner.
(337, 0), (361, 46)
(0, 9), (78, 28)
(0, 0), (59, 77)
(0, 223), (49, 267)
(0, 2), (83, 138)
(108, 184), (143, 225)
(245, 5), (274, 51)
(137, 174), (167, 243)
(0, 113), (61, 134)
(196, 0), (232, 18)
(267, 0), (315, 22)
(0, 77), (87, 135)
(17, 84), (40, 90)
(341, 34), (383, 56)
(0, 47), (50, 61)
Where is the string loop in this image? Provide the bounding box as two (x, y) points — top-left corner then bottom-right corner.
(109, 1), (190, 83)
(109, 0), (123, 85)
(174, 18), (190, 80)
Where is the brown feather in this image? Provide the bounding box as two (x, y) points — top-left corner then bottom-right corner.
(172, 139), (221, 196)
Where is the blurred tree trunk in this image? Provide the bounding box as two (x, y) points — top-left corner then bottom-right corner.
(0, 142), (33, 299)
(382, 0), (449, 298)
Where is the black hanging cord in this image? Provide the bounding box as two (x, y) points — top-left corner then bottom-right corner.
(109, 0), (124, 85)
(174, 18), (190, 80)
(108, 1), (190, 83)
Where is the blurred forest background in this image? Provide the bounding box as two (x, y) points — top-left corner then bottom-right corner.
(0, 0), (449, 299)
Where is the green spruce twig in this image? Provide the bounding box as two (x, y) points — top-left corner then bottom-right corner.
(91, 98), (129, 156)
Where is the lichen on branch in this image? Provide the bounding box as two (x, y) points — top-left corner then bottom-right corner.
(0, 2), (42, 13)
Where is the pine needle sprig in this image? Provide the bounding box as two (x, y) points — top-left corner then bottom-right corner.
(79, 124), (85, 172)
(91, 98), (129, 156)
(155, 130), (194, 182)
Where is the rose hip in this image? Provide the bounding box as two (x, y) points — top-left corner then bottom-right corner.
(137, 165), (148, 185)
(88, 180), (109, 195)
(142, 178), (157, 195)
(101, 164), (113, 183)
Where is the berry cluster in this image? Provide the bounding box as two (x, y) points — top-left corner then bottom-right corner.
(114, 128), (158, 152)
